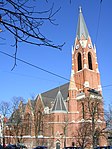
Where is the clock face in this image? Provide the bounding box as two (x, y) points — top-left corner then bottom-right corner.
(76, 44), (79, 50)
(88, 43), (92, 49)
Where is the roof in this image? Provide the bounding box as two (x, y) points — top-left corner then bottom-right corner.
(76, 7), (89, 40)
(41, 83), (69, 108)
(51, 90), (67, 113)
(8, 83), (69, 122)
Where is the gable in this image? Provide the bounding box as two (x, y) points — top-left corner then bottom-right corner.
(41, 83), (69, 108)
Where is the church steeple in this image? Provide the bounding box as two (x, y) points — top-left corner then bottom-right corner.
(71, 7), (102, 95)
(76, 6), (89, 40)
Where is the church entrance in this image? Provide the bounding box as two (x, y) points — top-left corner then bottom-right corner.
(56, 142), (60, 149)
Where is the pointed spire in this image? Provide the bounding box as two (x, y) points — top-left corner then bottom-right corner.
(72, 45), (74, 54)
(93, 44), (96, 53)
(52, 90), (67, 113)
(76, 6), (89, 40)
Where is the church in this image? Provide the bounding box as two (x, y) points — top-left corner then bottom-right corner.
(5, 7), (107, 149)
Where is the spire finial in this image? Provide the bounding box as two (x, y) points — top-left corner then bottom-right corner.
(59, 85), (60, 91)
(79, 6), (82, 13)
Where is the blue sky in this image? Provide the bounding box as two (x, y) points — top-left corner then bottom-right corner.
(0, 0), (112, 109)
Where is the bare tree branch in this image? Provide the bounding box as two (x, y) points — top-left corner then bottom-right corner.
(0, 0), (65, 69)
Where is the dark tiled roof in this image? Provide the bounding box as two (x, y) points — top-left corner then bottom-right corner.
(41, 83), (69, 108)
(52, 90), (67, 112)
(8, 83), (69, 122)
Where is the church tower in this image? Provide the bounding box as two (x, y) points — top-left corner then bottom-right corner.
(68, 7), (102, 110)
(71, 7), (102, 95)
(68, 7), (107, 147)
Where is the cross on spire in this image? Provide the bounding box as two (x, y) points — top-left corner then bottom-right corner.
(79, 6), (82, 13)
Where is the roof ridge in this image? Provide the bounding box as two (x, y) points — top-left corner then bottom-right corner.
(41, 82), (69, 96)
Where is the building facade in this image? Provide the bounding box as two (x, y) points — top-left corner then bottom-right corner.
(5, 7), (107, 149)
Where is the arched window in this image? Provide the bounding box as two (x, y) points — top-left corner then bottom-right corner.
(82, 102), (85, 119)
(78, 53), (82, 71)
(57, 115), (59, 122)
(88, 52), (93, 70)
(24, 113), (31, 135)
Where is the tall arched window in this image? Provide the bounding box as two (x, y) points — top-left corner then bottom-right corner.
(82, 102), (85, 119)
(88, 52), (93, 70)
(78, 53), (82, 71)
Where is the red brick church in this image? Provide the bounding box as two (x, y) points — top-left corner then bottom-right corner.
(5, 7), (107, 149)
